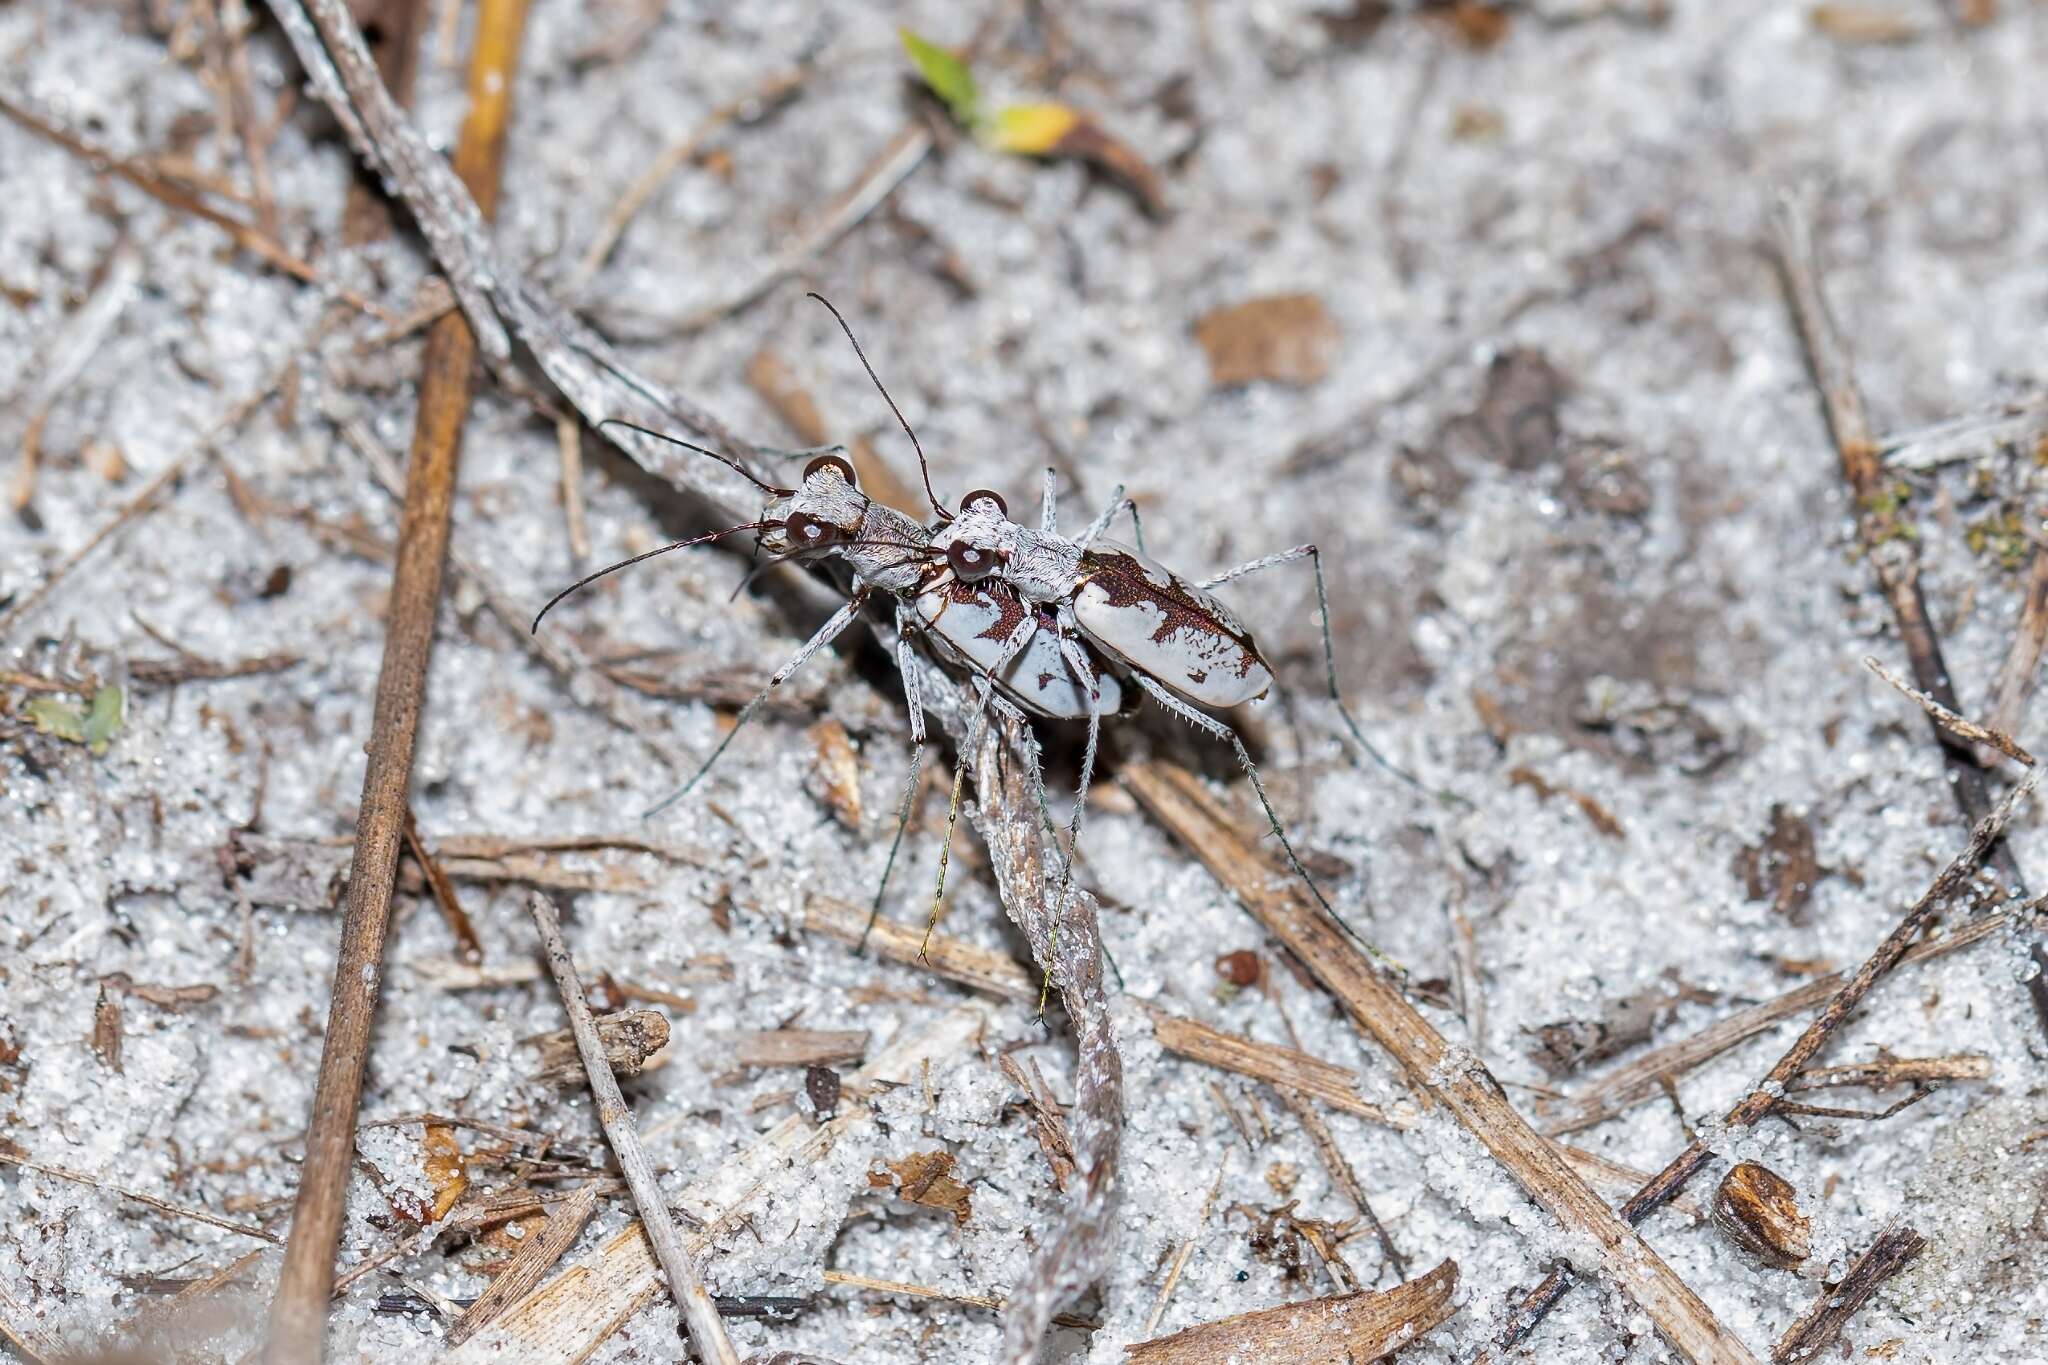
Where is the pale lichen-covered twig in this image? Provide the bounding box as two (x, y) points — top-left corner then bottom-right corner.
(526, 891), (738, 1365)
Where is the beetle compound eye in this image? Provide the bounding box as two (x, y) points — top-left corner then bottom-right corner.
(785, 512), (844, 548)
(802, 453), (858, 487)
(960, 488), (1007, 516)
(946, 541), (1002, 582)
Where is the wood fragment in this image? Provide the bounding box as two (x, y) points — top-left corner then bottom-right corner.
(1145, 1006), (1411, 1129)
(1124, 759), (1761, 1365)
(1275, 1087), (1405, 1281)
(806, 718), (864, 830)
(996, 1053), (1077, 1192)
(1985, 542), (2048, 761)
(554, 414), (590, 563)
(869, 1149), (973, 1225)
(1789, 1053), (1990, 1090)
(526, 892), (738, 1365)
(262, 4), (529, 1357)
(0, 89), (388, 319)
(446, 1183), (601, 1345)
(730, 1028), (868, 1069)
(1139, 1167), (1226, 1338)
(1124, 1258), (1459, 1363)
(1193, 294), (1339, 389)
(91, 983), (124, 1073)
(522, 1008), (671, 1087)
(801, 896), (1034, 999)
(1865, 655), (2034, 765)
(1770, 1227), (1925, 1365)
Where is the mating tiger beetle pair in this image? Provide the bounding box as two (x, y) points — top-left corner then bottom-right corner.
(533, 297), (1401, 991)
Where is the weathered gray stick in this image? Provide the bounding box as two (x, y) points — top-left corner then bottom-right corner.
(526, 891), (738, 1365)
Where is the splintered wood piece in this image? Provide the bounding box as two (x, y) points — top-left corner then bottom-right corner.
(800, 896), (1034, 1000)
(729, 1028), (868, 1069)
(1144, 1005), (1411, 1129)
(446, 1184), (601, 1345)
(442, 1005), (991, 1362)
(869, 1150), (973, 1225)
(522, 1008), (671, 1087)
(1125, 1258), (1459, 1362)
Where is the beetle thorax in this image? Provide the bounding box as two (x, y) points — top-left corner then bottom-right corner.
(935, 504), (1079, 602)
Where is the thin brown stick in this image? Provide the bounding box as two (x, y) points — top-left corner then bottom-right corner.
(1865, 655), (2034, 765)
(1773, 193), (2048, 1034)
(1541, 911), (2011, 1136)
(1139, 1166), (1225, 1338)
(261, 3), (528, 1357)
(554, 414), (590, 563)
(801, 896), (1034, 999)
(403, 807), (483, 965)
(526, 891), (738, 1365)
(1985, 541), (2048, 756)
(662, 124), (933, 337)
(1487, 763), (2041, 1358)
(1275, 1086), (1406, 1281)
(1770, 1227), (1925, 1365)
(1143, 1005), (1411, 1129)
(818, 1270), (1099, 1332)
(445, 1179), (601, 1344)
(0, 1152), (283, 1244)
(1125, 1259), (1460, 1363)
(1123, 760), (1760, 1365)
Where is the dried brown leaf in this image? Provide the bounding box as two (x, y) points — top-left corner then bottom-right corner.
(807, 718), (863, 830)
(869, 1150), (972, 1225)
(1713, 1163), (1811, 1271)
(1194, 294), (1339, 389)
(1734, 806), (1825, 924)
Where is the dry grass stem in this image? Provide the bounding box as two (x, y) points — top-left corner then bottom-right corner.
(818, 1270), (1099, 1332)
(1144, 1005), (1411, 1129)
(444, 1176), (601, 1344)
(0, 1152), (283, 1244)
(1865, 655), (2034, 764)
(730, 1028), (868, 1069)
(1138, 1166), (1226, 1338)
(802, 897), (1034, 999)
(1276, 1086), (1406, 1280)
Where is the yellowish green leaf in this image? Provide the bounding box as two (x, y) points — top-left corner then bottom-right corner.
(985, 103), (1081, 156)
(899, 29), (981, 128)
(25, 685), (125, 755)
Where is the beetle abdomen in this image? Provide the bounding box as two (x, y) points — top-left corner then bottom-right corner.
(915, 578), (1124, 719)
(1072, 543), (1271, 708)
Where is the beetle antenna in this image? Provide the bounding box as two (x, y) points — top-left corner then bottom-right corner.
(806, 292), (953, 522)
(532, 522), (771, 633)
(596, 419), (794, 498)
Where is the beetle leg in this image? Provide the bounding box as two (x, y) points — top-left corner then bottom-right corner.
(1129, 671), (1388, 961)
(1040, 610), (1106, 1017)
(644, 590), (868, 817)
(1073, 485), (1126, 550)
(1196, 544), (1427, 793)
(1041, 466), (1059, 535)
(856, 602), (940, 952)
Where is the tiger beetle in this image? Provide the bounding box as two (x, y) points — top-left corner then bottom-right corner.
(927, 468), (1411, 955)
(531, 297), (1124, 955)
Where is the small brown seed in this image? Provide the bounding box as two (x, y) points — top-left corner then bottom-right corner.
(1713, 1161), (1811, 1270)
(1214, 949), (1264, 988)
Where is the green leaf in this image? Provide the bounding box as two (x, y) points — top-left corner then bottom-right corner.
(23, 685), (125, 755)
(24, 697), (90, 745)
(84, 685), (125, 755)
(900, 28), (981, 128)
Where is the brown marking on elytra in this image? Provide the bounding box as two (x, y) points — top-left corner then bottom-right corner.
(1078, 550), (1266, 679)
(926, 573), (1029, 646)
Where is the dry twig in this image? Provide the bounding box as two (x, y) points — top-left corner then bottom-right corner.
(1771, 1227), (1925, 1365)
(526, 891), (738, 1365)
(262, 3), (530, 1356)
(445, 1183), (601, 1346)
